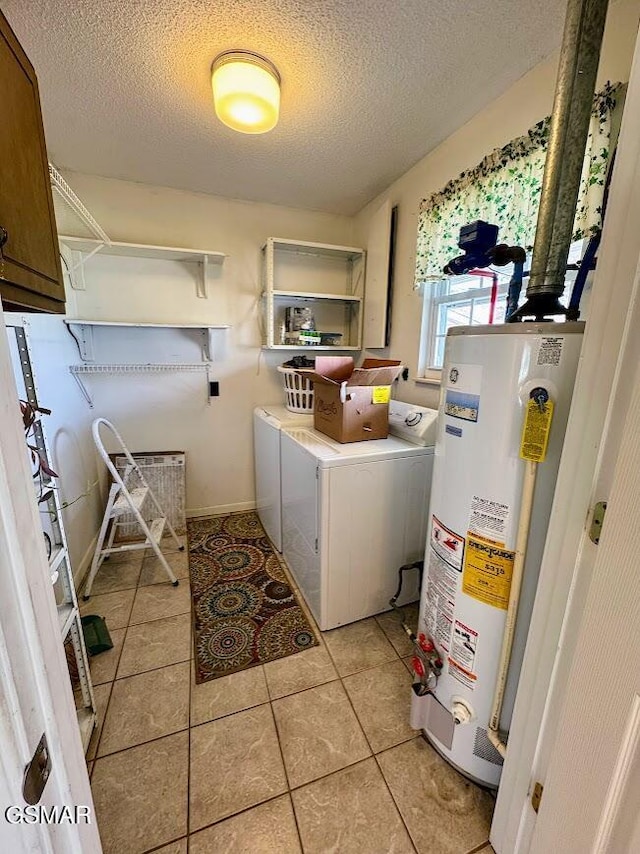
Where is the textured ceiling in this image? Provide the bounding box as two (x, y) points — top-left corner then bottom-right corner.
(4, 0), (566, 214)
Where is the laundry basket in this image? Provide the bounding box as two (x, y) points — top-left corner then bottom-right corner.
(277, 366), (314, 413)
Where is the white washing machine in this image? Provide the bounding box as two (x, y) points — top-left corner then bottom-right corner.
(253, 405), (314, 551)
(281, 402), (438, 630)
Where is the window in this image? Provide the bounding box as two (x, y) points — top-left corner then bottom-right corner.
(419, 241), (587, 376)
(425, 272), (510, 370)
(414, 83), (623, 381)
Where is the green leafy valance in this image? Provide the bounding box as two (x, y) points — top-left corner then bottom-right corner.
(414, 82), (624, 285)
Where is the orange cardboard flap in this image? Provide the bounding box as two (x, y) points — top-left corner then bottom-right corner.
(313, 356), (354, 383)
(295, 356), (402, 391)
(348, 359), (403, 387)
(360, 359), (402, 369)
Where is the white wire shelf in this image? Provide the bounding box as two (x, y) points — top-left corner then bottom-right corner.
(49, 164), (111, 245)
(69, 363), (212, 409)
(70, 363), (209, 374)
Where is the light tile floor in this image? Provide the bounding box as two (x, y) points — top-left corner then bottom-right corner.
(82, 538), (495, 854)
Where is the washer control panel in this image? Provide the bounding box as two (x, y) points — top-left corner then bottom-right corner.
(388, 401), (438, 446)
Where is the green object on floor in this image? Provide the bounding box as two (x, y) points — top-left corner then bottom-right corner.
(81, 614), (113, 655)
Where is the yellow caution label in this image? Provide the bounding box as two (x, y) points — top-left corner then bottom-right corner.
(520, 399), (554, 462)
(371, 386), (391, 404)
(462, 534), (515, 610)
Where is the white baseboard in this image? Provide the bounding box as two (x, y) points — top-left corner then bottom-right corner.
(73, 530), (100, 590)
(186, 501), (256, 519)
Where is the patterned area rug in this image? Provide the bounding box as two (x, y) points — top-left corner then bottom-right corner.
(188, 512), (319, 683)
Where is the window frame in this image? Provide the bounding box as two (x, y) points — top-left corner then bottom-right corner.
(418, 273), (511, 379)
(417, 239), (588, 383)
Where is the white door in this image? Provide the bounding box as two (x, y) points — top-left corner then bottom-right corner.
(0, 311), (101, 853)
(490, 24), (640, 851)
(529, 351), (640, 853)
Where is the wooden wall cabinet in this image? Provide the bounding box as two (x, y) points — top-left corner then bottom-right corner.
(0, 10), (64, 313)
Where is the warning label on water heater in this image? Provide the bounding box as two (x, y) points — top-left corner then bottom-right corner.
(448, 620), (479, 690)
(425, 548), (456, 653)
(451, 620), (478, 673)
(520, 398), (555, 463)
(462, 534), (515, 610)
(536, 336), (564, 366)
(430, 516), (465, 570)
(425, 517), (466, 653)
(469, 495), (510, 542)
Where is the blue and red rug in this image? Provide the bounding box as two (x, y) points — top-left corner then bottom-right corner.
(188, 512), (319, 683)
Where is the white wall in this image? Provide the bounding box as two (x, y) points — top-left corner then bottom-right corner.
(3, 313), (104, 584)
(54, 174), (354, 518)
(353, 0), (640, 410)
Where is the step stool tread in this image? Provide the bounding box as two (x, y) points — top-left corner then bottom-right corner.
(113, 486), (148, 514)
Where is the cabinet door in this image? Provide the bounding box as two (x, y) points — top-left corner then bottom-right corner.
(0, 11), (64, 313)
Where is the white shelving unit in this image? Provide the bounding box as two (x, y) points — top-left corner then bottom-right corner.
(12, 325), (96, 753)
(262, 237), (366, 351)
(59, 236), (226, 299)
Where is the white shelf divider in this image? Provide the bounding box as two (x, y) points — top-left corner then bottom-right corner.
(272, 290), (362, 303)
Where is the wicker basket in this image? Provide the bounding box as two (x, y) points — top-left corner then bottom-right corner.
(277, 366), (314, 413)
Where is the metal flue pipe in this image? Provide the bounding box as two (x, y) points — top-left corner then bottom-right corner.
(512, 0), (609, 321)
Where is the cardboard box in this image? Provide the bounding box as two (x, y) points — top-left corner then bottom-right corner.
(301, 357), (403, 443)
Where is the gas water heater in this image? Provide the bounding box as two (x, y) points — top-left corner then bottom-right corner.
(410, 322), (584, 788)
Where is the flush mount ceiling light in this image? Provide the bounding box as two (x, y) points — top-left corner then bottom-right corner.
(211, 50), (281, 134)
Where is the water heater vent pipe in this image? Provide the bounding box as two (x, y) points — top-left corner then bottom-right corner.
(512, 0), (609, 321)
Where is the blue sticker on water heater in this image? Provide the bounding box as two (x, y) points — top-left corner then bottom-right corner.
(444, 390), (480, 423)
(445, 424), (463, 438)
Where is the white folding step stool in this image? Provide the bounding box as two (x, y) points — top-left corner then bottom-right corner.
(83, 417), (184, 600)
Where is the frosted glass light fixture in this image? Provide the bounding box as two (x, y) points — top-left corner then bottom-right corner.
(211, 50), (281, 134)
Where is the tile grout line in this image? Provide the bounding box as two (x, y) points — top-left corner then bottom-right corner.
(267, 700), (306, 853)
(332, 645), (420, 853)
(114, 653), (192, 682)
(184, 790), (304, 848)
(371, 744), (421, 853)
(87, 587), (135, 776)
(143, 834), (187, 854)
(88, 558), (192, 767)
(322, 607), (423, 853)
